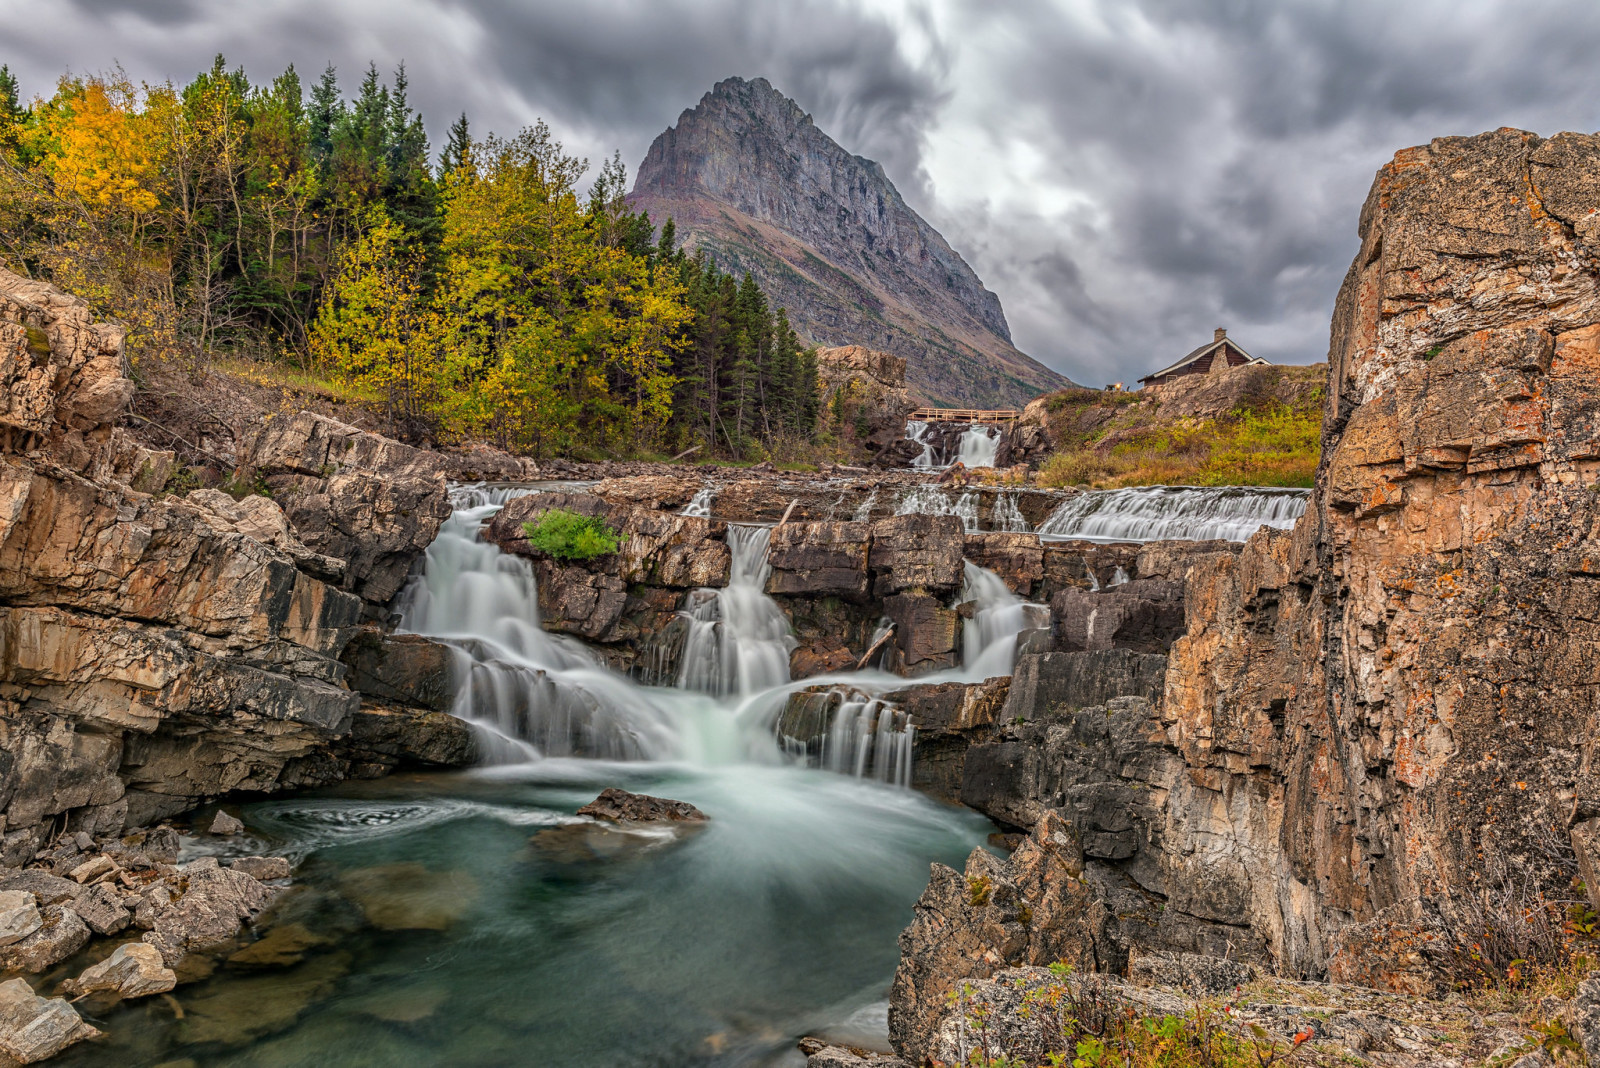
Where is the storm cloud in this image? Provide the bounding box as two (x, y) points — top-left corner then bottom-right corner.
(4, 0), (1600, 384)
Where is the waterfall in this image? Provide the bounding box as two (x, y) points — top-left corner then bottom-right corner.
(895, 484), (979, 532)
(681, 486), (716, 517)
(821, 695), (914, 787)
(396, 500), (681, 761)
(1037, 485), (1310, 543)
(955, 425), (998, 468)
(958, 561), (1049, 681)
(853, 487), (879, 523)
(905, 420), (937, 469)
(1111, 566), (1130, 586)
(676, 525), (794, 698)
(992, 492), (1029, 533)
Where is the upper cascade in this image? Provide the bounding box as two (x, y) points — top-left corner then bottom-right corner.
(628, 76), (1071, 408)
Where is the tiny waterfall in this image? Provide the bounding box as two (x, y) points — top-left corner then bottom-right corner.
(958, 561), (1049, 681)
(955, 425), (998, 468)
(852, 487), (879, 522)
(905, 420), (937, 469)
(992, 492), (1029, 532)
(821, 696), (914, 787)
(681, 486), (716, 517)
(1037, 485), (1310, 542)
(677, 525), (794, 698)
(895, 484), (979, 532)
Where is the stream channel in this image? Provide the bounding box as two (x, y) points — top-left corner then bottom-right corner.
(55, 480), (1307, 1067)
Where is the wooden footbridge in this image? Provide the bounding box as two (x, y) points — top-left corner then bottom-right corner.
(906, 407), (1020, 424)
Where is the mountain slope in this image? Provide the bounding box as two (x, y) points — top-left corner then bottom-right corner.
(627, 77), (1072, 407)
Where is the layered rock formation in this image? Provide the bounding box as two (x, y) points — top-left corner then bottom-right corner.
(0, 271), (479, 868)
(889, 127), (1600, 1057)
(628, 77), (1070, 407)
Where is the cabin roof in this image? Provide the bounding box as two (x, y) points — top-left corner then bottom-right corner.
(1139, 336), (1264, 384)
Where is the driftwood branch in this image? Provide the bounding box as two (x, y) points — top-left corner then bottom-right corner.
(775, 498), (799, 528)
(855, 623), (897, 670)
(671, 444), (703, 462)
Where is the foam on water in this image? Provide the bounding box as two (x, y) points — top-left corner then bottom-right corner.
(1037, 485), (1310, 542)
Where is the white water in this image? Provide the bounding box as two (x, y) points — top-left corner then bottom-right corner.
(956, 425), (999, 468)
(905, 420), (937, 469)
(677, 525), (795, 698)
(959, 562), (1049, 681)
(1037, 485), (1310, 543)
(399, 489), (1045, 781)
(992, 492), (1029, 533)
(895, 484), (979, 532)
(681, 486), (716, 517)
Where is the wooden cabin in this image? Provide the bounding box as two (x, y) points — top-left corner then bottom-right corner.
(1138, 328), (1266, 388)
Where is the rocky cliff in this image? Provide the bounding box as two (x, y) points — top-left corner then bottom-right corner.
(0, 268), (495, 870)
(627, 76), (1070, 408)
(886, 127), (1600, 1061)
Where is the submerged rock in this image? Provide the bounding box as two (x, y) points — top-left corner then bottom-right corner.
(575, 788), (708, 824)
(139, 858), (279, 963)
(229, 856), (292, 882)
(338, 863), (478, 931)
(0, 977), (100, 1064)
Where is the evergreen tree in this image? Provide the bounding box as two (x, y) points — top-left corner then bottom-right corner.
(439, 112), (472, 175)
(0, 65), (24, 127)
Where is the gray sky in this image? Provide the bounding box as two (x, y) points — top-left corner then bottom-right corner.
(4, 0), (1600, 385)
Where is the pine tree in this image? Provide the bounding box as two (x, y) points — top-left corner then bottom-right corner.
(439, 112), (471, 175)
(0, 65), (24, 127)
(308, 64), (341, 169)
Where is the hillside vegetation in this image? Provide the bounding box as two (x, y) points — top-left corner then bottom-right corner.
(1033, 363), (1325, 488)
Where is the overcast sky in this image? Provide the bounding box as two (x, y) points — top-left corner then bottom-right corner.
(4, 0), (1600, 385)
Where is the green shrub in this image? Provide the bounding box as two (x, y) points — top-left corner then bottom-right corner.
(523, 509), (620, 561)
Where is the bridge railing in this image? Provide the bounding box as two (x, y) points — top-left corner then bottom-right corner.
(905, 407), (1021, 424)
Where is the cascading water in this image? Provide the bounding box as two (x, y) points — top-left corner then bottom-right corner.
(396, 497), (682, 761)
(905, 419), (937, 469)
(677, 525), (795, 698)
(992, 491), (1030, 532)
(895, 484), (979, 532)
(1037, 485), (1310, 542)
(681, 486), (716, 517)
(955, 424), (999, 468)
(821, 695), (914, 787)
(957, 561), (1049, 681)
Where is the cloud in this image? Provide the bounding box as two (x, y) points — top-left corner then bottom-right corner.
(3, 0), (1599, 384)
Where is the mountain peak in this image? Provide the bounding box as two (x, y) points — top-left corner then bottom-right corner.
(630, 78), (1070, 406)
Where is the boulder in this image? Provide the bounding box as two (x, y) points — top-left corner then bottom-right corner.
(139, 857), (277, 959)
(576, 788), (707, 824)
(209, 810), (245, 836)
(0, 871), (79, 908)
(339, 629), (457, 712)
(70, 882), (130, 935)
(880, 593), (960, 675)
(340, 705), (477, 774)
(0, 891), (41, 947)
(63, 941), (176, 999)
(868, 514), (965, 597)
(0, 977), (100, 1064)
(766, 521), (870, 599)
(0, 905), (90, 973)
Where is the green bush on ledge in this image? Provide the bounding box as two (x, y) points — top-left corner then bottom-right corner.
(523, 509), (621, 561)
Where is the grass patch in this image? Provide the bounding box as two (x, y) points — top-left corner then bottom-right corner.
(1038, 402), (1321, 489)
(523, 509), (621, 561)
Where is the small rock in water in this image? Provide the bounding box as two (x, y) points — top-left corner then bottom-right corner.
(64, 942), (177, 999)
(230, 856), (292, 881)
(0, 891), (42, 947)
(209, 810), (246, 836)
(0, 977), (101, 1064)
(576, 788), (708, 824)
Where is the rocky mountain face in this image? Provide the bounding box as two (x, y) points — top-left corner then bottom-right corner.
(627, 77), (1070, 408)
(877, 127), (1600, 1061)
(0, 268), (529, 870)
